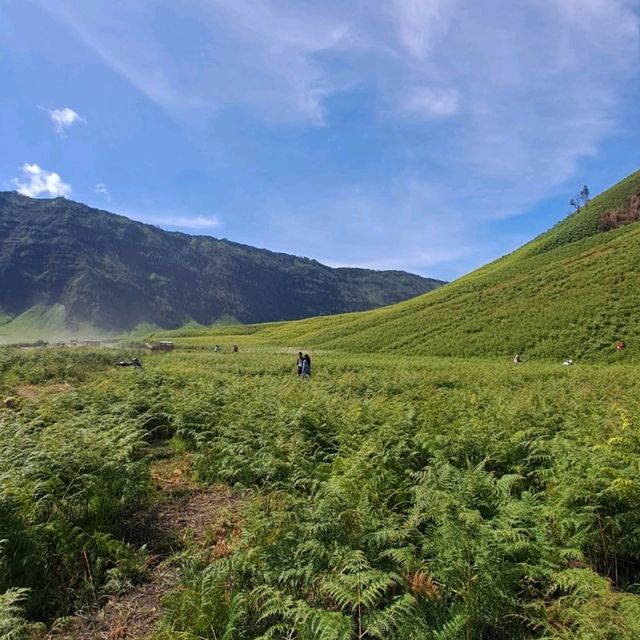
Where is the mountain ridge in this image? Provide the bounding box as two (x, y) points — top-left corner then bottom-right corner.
(0, 192), (444, 337)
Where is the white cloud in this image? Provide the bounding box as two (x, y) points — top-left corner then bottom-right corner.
(94, 183), (111, 200)
(127, 210), (222, 231)
(388, 0), (457, 58)
(47, 107), (85, 135)
(173, 215), (221, 230)
(11, 163), (71, 198)
(401, 86), (459, 118)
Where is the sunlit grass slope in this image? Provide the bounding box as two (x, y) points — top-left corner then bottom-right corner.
(158, 170), (640, 361)
(0, 304), (113, 344)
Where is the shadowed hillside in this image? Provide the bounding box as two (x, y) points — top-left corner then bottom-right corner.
(0, 192), (444, 337)
(158, 170), (640, 361)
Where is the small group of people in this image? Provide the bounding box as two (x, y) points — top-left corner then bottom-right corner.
(296, 352), (312, 377)
(214, 344), (239, 352)
(513, 339), (629, 366)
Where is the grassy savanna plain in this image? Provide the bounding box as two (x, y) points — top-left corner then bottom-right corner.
(2, 345), (640, 639)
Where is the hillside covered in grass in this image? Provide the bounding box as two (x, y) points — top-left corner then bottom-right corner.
(0, 192), (443, 339)
(158, 170), (640, 362)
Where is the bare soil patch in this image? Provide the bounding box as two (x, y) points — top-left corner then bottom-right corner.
(46, 479), (245, 640)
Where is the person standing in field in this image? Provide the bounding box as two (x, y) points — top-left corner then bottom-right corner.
(296, 352), (304, 376)
(301, 353), (312, 377)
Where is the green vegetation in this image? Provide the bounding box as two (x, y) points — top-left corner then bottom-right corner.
(0, 304), (67, 342)
(0, 348), (161, 632)
(1, 347), (640, 638)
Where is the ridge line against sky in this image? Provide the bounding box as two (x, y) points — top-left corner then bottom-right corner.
(1, 0), (639, 280)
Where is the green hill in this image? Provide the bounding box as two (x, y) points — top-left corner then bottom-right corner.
(0, 192), (444, 339)
(158, 170), (640, 361)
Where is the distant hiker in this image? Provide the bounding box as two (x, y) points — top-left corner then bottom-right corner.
(296, 352), (304, 376)
(114, 357), (143, 369)
(232, 344), (238, 353)
(617, 341), (626, 351)
(214, 344), (220, 352)
(513, 353), (521, 364)
(301, 353), (312, 377)
(562, 358), (574, 366)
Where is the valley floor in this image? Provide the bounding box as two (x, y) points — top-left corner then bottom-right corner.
(1, 346), (640, 639)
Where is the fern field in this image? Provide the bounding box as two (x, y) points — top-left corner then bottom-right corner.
(1, 346), (640, 639)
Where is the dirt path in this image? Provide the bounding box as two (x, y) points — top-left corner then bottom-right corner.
(46, 462), (244, 640)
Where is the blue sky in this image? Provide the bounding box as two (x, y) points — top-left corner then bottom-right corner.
(1, 0), (639, 281)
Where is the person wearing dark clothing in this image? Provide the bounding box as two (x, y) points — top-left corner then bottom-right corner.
(296, 352), (304, 376)
(114, 358), (142, 369)
(301, 353), (311, 377)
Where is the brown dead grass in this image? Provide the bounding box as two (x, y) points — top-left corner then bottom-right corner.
(598, 193), (640, 231)
(15, 382), (72, 399)
(149, 453), (198, 493)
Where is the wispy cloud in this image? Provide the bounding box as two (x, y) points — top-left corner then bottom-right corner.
(125, 210), (222, 231)
(172, 215), (221, 230)
(44, 106), (86, 135)
(38, 1), (638, 176)
(11, 163), (71, 198)
(388, 0), (456, 58)
(38, 0), (356, 124)
(260, 179), (489, 278)
(94, 183), (110, 200)
(34, 0), (640, 275)
(401, 86), (460, 118)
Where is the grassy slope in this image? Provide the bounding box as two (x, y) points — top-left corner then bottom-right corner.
(0, 304), (114, 343)
(157, 170), (640, 361)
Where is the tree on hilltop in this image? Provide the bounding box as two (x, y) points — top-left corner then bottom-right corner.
(570, 184), (590, 212)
